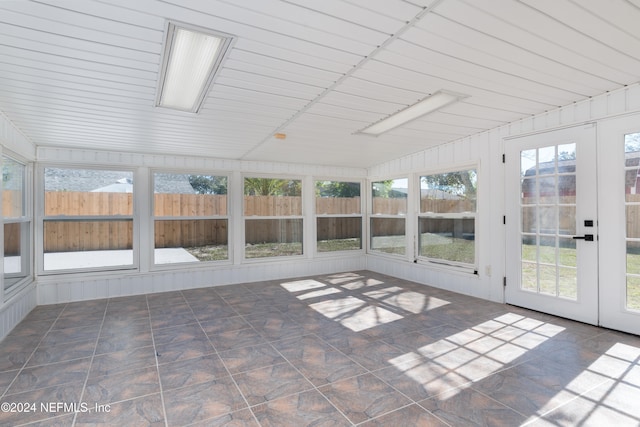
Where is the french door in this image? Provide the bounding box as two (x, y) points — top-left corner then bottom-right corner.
(505, 125), (599, 325)
(506, 122), (640, 335)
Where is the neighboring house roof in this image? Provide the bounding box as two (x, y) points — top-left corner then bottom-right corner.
(44, 168), (196, 193)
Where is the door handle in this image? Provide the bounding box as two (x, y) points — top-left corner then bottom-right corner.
(572, 234), (594, 241)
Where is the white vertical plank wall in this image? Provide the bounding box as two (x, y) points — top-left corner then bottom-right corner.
(366, 83), (640, 303)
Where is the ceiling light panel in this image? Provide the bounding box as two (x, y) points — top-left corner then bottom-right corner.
(156, 22), (234, 113)
(358, 90), (467, 136)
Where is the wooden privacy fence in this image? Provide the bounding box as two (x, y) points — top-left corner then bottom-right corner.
(4, 191), (532, 253)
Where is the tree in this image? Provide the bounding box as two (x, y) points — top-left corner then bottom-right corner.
(244, 178), (301, 196)
(188, 175), (227, 194)
(316, 181), (360, 198)
(422, 170), (477, 198)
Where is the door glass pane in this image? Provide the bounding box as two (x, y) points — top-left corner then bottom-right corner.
(624, 132), (640, 311)
(520, 144), (577, 300)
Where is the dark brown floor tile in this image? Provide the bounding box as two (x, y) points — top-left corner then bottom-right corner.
(7, 357), (91, 395)
(270, 334), (333, 359)
(530, 378), (640, 426)
(338, 340), (408, 371)
(0, 337), (36, 372)
(0, 382), (83, 425)
(153, 324), (214, 364)
(218, 343), (286, 374)
(208, 328), (267, 352)
(214, 284), (253, 298)
(252, 389), (350, 427)
(23, 304), (66, 322)
(360, 404), (448, 427)
(192, 307), (239, 323)
(200, 316), (252, 336)
(320, 329), (379, 351)
(41, 325), (101, 346)
(75, 393), (165, 426)
(84, 366), (160, 404)
(20, 413), (75, 426)
(233, 362), (314, 405)
(187, 408), (259, 426)
(99, 316), (150, 335)
(0, 369), (18, 395)
(6, 320), (53, 340)
(163, 377), (247, 425)
(90, 346), (157, 378)
(159, 353), (229, 391)
(52, 313), (104, 330)
(319, 372), (411, 424)
(95, 326), (153, 355)
(26, 339), (96, 367)
(373, 357), (471, 401)
(420, 387), (527, 427)
(471, 358), (610, 416)
(146, 291), (185, 308)
(149, 305), (197, 330)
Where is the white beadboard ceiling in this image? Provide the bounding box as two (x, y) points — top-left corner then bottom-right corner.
(1, 0), (640, 168)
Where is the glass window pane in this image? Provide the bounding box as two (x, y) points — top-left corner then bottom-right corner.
(538, 146), (556, 174)
(244, 178), (302, 216)
(521, 149), (537, 177)
(522, 237), (536, 262)
(2, 157), (24, 217)
(626, 206), (640, 239)
(558, 206), (576, 235)
(558, 267), (577, 299)
(245, 219), (303, 258)
(418, 218), (475, 264)
(4, 222), (30, 290)
(371, 217), (405, 255)
(317, 217), (361, 252)
(155, 219), (228, 263)
(43, 220), (133, 270)
(521, 261), (537, 292)
(538, 176), (557, 203)
(154, 173), (227, 216)
(372, 179), (407, 215)
(522, 206), (537, 233)
(45, 168), (134, 216)
(627, 242), (640, 275)
(627, 276), (640, 311)
(315, 181), (360, 214)
(539, 264), (557, 295)
(419, 170), (476, 214)
(539, 206), (557, 234)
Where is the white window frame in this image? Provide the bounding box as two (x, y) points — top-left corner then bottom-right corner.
(242, 174), (305, 261)
(314, 178), (364, 256)
(368, 177), (409, 258)
(151, 169), (231, 268)
(2, 153), (33, 299)
(416, 165), (478, 272)
(38, 164), (138, 275)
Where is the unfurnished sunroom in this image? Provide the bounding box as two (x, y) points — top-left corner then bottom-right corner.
(1, 1), (640, 426)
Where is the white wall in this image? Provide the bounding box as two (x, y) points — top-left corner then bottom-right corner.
(0, 112), (37, 342)
(35, 147), (368, 304)
(366, 83), (640, 303)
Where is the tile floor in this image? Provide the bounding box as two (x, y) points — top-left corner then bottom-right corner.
(1, 271), (639, 426)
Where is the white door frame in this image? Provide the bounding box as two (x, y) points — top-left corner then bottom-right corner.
(505, 124), (599, 325)
(598, 114), (640, 336)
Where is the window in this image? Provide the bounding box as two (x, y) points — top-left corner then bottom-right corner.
(244, 177), (302, 258)
(418, 169), (477, 267)
(43, 167), (135, 272)
(315, 180), (362, 252)
(370, 178), (407, 255)
(624, 133), (640, 311)
(153, 173), (228, 264)
(3, 156), (30, 290)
